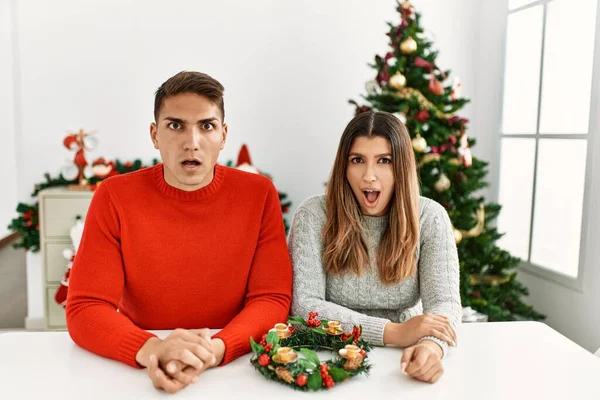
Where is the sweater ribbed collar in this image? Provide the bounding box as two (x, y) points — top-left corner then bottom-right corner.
(362, 214), (389, 231)
(152, 163), (225, 201)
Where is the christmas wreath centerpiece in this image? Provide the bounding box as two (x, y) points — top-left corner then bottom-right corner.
(249, 312), (372, 391)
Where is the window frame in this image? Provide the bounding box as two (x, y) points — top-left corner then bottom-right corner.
(496, 0), (600, 291)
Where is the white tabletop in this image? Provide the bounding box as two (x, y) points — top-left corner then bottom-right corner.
(1, 321), (599, 399)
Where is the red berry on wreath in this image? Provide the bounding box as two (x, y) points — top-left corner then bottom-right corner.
(258, 353), (271, 367)
(264, 344), (273, 352)
(296, 374), (308, 387)
(325, 378), (335, 388)
(359, 349), (367, 358)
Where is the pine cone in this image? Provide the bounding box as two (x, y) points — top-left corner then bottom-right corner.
(275, 367), (295, 384)
(343, 355), (364, 371)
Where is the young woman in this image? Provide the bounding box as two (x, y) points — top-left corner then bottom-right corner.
(289, 111), (461, 384)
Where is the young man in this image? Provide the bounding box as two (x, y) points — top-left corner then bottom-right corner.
(66, 71), (292, 393)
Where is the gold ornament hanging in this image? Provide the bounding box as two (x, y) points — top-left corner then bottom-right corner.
(434, 173), (451, 192)
(389, 72), (407, 90)
(453, 228), (463, 244)
(400, 37), (418, 54)
(411, 134), (427, 153)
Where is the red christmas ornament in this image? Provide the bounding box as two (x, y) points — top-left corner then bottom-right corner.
(258, 354), (271, 367)
(356, 105), (372, 115)
(429, 77), (445, 95)
(415, 110), (430, 122)
(448, 116), (470, 126)
(296, 374), (308, 387)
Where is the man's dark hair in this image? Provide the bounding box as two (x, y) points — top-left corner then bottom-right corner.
(154, 71), (225, 121)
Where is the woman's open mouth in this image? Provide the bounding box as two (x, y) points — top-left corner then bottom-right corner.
(362, 189), (380, 208)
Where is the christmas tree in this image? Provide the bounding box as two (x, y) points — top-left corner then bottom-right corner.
(349, 1), (543, 321)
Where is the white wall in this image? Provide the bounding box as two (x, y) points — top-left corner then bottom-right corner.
(479, 0), (600, 353)
(7, 0), (485, 323)
(0, 0), (18, 240)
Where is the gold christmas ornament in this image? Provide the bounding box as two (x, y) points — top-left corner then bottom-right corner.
(389, 72), (407, 90)
(453, 228), (463, 244)
(400, 37), (418, 54)
(411, 134), (427, 153)
(434, 173), (451, 192)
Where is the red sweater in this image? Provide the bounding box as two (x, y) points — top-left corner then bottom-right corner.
(66, 163), (292, 367)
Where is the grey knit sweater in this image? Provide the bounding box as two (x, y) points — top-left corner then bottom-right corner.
(288, 195), (461, 357)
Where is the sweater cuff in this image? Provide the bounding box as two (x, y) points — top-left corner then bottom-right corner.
(117, 329), (157, 368)
(212, 329), (250, 366)
(357, 317), (391, 346)
(418, 336), (448, 359)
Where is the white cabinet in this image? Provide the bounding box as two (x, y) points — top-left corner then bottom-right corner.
(38, 187), (93, 330)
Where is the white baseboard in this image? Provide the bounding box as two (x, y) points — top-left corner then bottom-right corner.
(25, 316), (44, 331)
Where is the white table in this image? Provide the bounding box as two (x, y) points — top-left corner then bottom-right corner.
(1, 322), (599, 399)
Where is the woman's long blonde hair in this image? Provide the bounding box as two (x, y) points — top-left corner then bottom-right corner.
(323, 111), (420, 284)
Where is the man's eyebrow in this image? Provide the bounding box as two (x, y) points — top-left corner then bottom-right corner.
(197, 117), (220, 124)
(163, 117), (185, 124)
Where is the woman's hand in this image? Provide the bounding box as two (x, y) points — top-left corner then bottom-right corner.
(384, 313), (456, 347)
(401, 340), (444, 383)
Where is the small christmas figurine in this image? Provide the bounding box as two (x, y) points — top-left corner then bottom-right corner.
(234, 144), (259, 174)
(54, 216), (85, 308)
(61, 129), (98, 190)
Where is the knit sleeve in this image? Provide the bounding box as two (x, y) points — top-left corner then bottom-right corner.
(213, 181), (292, 365)
(66, 183), (155, 368)
(289, 207), (391, 346)
(417, 201), (462, 357)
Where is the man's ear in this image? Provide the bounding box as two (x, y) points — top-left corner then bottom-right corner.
(150, 122), (159, 149)
(221, 123), (228, 150)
